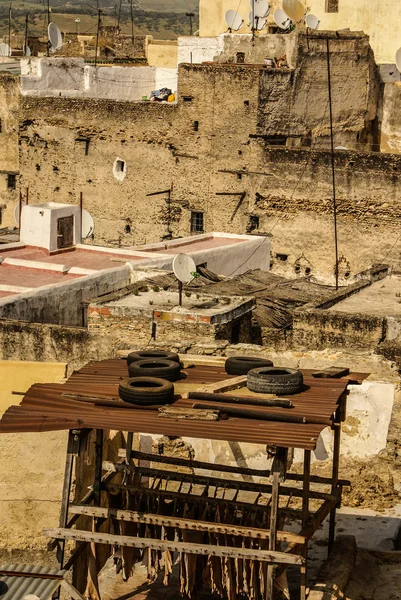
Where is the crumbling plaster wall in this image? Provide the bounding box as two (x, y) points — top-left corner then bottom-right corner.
(380, 82), (401, 154)
(0, 74), (19, 226)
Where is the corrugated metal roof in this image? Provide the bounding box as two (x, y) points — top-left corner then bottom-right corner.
(0, 360), (364, 450)
(0, 563), (64, 599)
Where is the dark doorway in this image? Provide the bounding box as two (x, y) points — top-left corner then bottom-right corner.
(231, 319), (241, 344)
(57, 215), (74, 249)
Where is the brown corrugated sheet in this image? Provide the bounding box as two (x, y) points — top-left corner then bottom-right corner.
(0, 359), (366, 450)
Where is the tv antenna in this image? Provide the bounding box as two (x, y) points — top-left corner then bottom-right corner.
(172, 254), (196, 307)
(0, 43), (11, 57)
(274, 9), (292, 31)
(48, 21), (62, 52)
(224, 9), (243, 32)
(305, 14), (320, 30)
(24, 14), (31, 56)
(282, 0), (306, 23)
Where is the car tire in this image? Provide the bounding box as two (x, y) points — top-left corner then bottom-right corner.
(247, 367), (303, 395)
(225, 356), (274, 376)
(127, 350), (180, 366)
(128, 358), (182, 382)
(119, 377), (174, 405)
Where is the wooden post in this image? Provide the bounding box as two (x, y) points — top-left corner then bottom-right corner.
(126, 431), (133, 462)
(328, 421), (341, 554)
(300, 449), (311, 600)
(94, 429), (103, 508)
(266, 446), (286, 599)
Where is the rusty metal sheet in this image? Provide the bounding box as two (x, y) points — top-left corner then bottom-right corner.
(0, 359), (366, 450)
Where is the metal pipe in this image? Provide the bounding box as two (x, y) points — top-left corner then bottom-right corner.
(326, 37), (339, 290)
(79, 191), (83, 242)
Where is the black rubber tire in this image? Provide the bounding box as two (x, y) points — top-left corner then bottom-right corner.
(127, 350), (180, 366)
(247, 367), (303, 395)
(119, 377), (174, 405)
(128, 358), (181, 382)
(225, 356), (274, 376)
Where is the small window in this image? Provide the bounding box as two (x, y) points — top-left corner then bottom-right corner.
(183, 96), (193, 103)
(236, 52), (245, 64)
(265, 135), (287, 146)
(7, 174), (16, 189)
(244, 100), (250, 107)
(116, 160), (125, 172)
(76, 137), (90, 156)
(325, 0), (339, 12)
(191, 211), (204, 233)
(193, 121), (199, 131)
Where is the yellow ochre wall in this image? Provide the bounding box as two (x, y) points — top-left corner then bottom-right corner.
(147, 39), (178, 68)
(199, 0), (400, 64)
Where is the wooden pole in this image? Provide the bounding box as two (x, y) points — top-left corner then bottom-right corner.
(24, 13), (28, 56)
(25, 186), (29, 205)
(94, 429), (103, 507)
(130, 0), (134, 47)
(300, 449), (311, 600)
(328, 421), (341, 554)
(79, 191), (83, 242)
(8, 4), (11, 55)
(18, 190), (22, 234)
(94, 9), (102, 67)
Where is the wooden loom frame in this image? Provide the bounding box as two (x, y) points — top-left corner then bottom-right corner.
(45, 392), (347, 600)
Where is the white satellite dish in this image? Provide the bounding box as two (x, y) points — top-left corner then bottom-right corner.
(282, 0), (305, 22)
(335, 145), (348, 150)
(81, 209), (95, 239)
(249, 12), (267, 30)
(305, 14), (320, 29)
(24, 45), (31, 57)
(225, 9), (243, 31)
(396, 47), (401, 73)
(0, 43), (11, 57)
(48, 22), (63, 50)
(274, 9), (291, 30)
(14, 200), (26, 226)
(172, 254), (196, 285)
(253, 0), (270, 18)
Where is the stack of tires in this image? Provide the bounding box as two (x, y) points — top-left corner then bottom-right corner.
(119, 350), (182, 406)
(224, 355), (303, 395)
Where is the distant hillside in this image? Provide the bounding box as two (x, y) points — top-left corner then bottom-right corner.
(0, 0), (199, 40)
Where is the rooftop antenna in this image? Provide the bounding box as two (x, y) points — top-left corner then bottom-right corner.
(94, 8), (103, 67)
(282, 0), (306, 23)
(130, 0), (135, 47)
(305, 13), (320, 30)
(8, 3), (11, 56)
(224, 9), (243, 32)
(396, 47), (401, 81)
(326, 36), (339, 290)
(186, 12), (195, 36)
(172, 253), (196, 307)
(24, 13), (31, 56)
(274, 9), (292, 31)
(75, 17), (80, 35)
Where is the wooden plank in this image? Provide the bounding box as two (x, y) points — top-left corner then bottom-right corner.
(68, 504), (306, 544)
(196, 375), (249, 393)
(300, 450), (311, 600)
(116, 449), (350, 487)
(312, 367), (350, 379)
(104, 462), (337, 502)
(158, 406), (221, 421)
(192, 403), (312, 424)
(44, 528), (304, 565)
(188, 391), (293, 408)
(329, 421), (342, 555)
(267, 470), (280, 599)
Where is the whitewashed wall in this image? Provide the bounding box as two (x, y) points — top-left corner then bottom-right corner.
(20, 58), (178, 101)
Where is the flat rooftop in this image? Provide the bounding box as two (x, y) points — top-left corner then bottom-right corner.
(329, 276), (401, 317)
(140, 236), (247, 254)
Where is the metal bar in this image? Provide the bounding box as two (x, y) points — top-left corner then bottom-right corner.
(0, 570), (64, 580)
(116, 449), (350, 486)
(44, 528), (304, 565)
(68, 505), (306, 544)
(105, 463), (337, 501)
(326, 37), (339, 290)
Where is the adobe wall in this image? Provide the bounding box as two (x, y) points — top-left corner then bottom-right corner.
(0, 74), (19, 227)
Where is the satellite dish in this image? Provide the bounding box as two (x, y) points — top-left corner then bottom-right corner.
(253, 0), (270, 18)
(172, 254), (196, 285)
(14, 200), (26, 226)
(24, 45), (31, 57)
(81, 209), (95, 239)
(282, 0), (305, 22)
(335, 146), (348, 150)
(48, 22), (63, 50)
(225, 9), (243, 31)
(305, 14), (320, 29)
(0, 43), (11, 57)
(249, 13), (267, 30)
(396, 48), (401, 73)
(274, 9), (291, 30)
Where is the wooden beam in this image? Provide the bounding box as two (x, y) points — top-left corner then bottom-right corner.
(61, 579), (87, 600)
(329, 421), (342, 555)
(300, 450), (311, 600)
(44, 528), (304, 566)
(105, 462), (337, 502)
(117, 449), (350, 487)
(68, 504), (305, 544)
